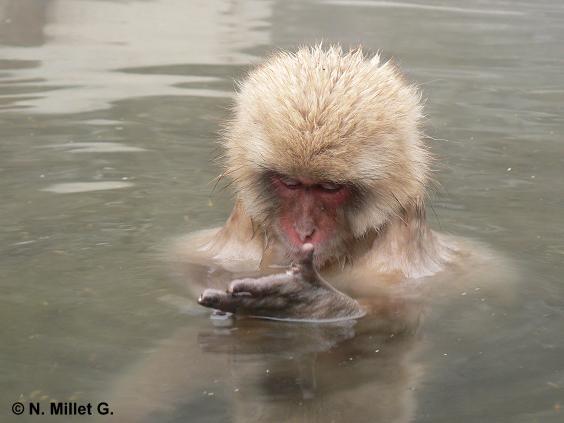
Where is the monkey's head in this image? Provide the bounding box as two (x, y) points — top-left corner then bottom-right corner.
(222, 45), (430, 266)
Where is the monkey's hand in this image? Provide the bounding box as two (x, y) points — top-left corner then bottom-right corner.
(198, 244), (365, 321)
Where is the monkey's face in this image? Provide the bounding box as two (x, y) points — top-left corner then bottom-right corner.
(269, 173), (353, 265)
(225, 46), (429, 266)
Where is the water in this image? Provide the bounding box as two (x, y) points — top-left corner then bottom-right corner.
(1, 0), (563, 422)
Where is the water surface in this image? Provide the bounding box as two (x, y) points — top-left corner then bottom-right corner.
(1, 1), (563, 422)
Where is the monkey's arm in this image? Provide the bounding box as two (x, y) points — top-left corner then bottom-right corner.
(198, 244), (365, 321)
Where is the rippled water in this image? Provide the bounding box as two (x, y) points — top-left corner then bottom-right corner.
(1, 1), (563, 422)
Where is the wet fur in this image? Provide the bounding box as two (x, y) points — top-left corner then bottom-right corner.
(203, 44), (457, 278)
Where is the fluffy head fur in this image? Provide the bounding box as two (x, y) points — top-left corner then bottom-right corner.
(223, 44), (429, 238)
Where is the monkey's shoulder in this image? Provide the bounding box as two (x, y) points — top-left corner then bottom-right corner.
(334, 231), (518, 301)
(419, 232), (520, 304)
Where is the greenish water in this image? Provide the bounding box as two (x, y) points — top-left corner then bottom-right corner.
(1, 0), (563, 422)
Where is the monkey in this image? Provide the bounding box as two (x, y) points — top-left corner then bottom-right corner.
(107, 45), (519, 423)
(180, 44), (460, 320)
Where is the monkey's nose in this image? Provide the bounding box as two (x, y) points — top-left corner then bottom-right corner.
(294, 223), (315, 242)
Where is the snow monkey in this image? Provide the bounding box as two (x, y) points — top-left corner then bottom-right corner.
(186, 45), (460, 321)
(109, 46), (518, 423)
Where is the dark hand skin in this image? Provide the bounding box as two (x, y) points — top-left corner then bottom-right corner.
(198, 244), (365, 321)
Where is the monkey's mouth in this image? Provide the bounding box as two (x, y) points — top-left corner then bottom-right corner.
(287, 230), (325, 248)
(275, 228), (339, 265)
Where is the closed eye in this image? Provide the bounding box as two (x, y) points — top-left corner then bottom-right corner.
(318, 182), (342, 192)
(280, 176), (301, 189)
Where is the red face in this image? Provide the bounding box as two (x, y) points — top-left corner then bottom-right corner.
(271, 174), (351, 254)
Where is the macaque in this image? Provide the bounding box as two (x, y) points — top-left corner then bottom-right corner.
(186, 45), (459, 320)
(110, 46), (517, 423)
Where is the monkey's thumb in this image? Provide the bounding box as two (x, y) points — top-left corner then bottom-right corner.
(299, 243), (315, 270)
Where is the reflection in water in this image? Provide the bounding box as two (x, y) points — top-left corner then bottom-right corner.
(1, 0), (563, 422)
(322, 1), (525, 16)
(0, 0), (50, 46)
(204, 317), (418, 422)
(110, 307), (422, 423)
(0, 0), (270, 113)
(41, 181), (134, 194)
(45, 142), (147, 153)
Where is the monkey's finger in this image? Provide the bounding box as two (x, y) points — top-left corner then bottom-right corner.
(297, 243), (316, 274)
(228, 274), (294, 297)
(198, 289), (238, 313)
(199, 287), (291, 316)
